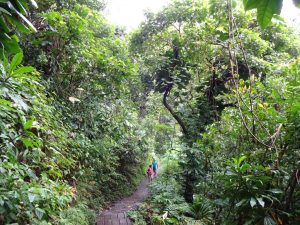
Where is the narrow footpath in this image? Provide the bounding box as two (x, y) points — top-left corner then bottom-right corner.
(96, 178), (150, 225)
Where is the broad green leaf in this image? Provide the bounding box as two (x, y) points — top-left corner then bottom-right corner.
(16, 0), (28, 15)
(236, 199), (247, 207)
(0, 7), (11, 15)
(23, 119), (33, 130)
(28, 193), (35, 203)
(6, 15), (31, 33)
(237, 155), (247, 167)
(0, 99), (16, 111)
(0, 34), (21, 53)
(9, 52), (23, 74)
(12, 66), (35, 77)
(29, 0), (38, 8)
(244, 0), (260, 10)
(268, 188), (283, 194)
(257, 197), (265, 207)
(22, 138), (32, 148)
(244, 0), (283, 28)
(8, 93), (28, 111)
(35, 208), (45, 220)
(0, 98), (12, 106)
(240, 163), (251, 172)
(250, 197), (256, 207)
(0, 16), (9, 32)
(7, 1), (36, 32)
(257, 0), (283, 28)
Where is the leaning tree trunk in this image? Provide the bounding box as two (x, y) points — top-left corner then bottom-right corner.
(163, 84), (188, 135)
(162, 82), (194, 203)
(160, 44), (196, 203)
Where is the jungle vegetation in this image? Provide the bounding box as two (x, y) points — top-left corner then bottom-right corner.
(0, 0), (299, 225)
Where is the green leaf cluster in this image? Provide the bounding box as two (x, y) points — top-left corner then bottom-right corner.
(0, 0), (37, 54)
(243, 0), (300, 28)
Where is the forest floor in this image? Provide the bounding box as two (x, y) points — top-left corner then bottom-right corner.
(96, 176), (153, 225)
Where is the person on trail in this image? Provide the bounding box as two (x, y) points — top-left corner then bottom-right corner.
(152, 159), (158, 177)
(147, 165), (153, 182)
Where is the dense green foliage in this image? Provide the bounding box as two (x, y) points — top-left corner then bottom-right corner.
(129, 0), (300, 225)
(243, 0), (300, 28)
(0, 0), (299, 224)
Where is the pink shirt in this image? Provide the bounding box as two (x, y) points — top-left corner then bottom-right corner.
(147, 167), (153, 175)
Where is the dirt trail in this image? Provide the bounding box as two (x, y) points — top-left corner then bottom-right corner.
(96, 177), (151, 225)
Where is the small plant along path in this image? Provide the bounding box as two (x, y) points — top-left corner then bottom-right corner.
(96, 177), (152, 225)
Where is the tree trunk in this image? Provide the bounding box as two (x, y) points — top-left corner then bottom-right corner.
(162, 84), (188, 135)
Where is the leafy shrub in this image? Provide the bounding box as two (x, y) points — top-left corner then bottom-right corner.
(191, 196), (213, 223)
(53, 203), (95, 225)
(0, 53), (76, 224)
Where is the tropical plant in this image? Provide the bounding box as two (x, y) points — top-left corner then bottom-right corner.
(0, 0), (37, 54)
(243, 0), (300, 28)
